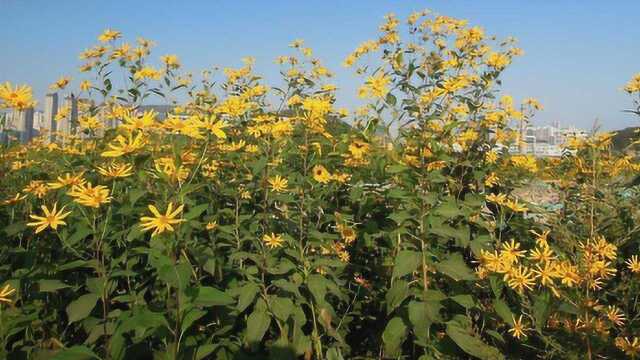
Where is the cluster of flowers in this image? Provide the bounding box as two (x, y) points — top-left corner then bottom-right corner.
(1, 9), (640, 360)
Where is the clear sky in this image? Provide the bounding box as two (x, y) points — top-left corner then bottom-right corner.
(1, 0), (639, 130)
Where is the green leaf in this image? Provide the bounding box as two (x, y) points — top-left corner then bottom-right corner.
(533, 292), (551, 332)
(58, 260), (95, 272)
(408, 302), (429, 342)
(392, 250), (421, 280)
(194, 286), (234, 307)
(273, 279), (301, 297)
(382, 317), (407, 358)
(385, 93), (397, 106)
(430, 222), (470, 246)
(237, 283), (260, 312)
(126, 225), (144, 242)
(128, 188), (146, 206)
(38, 279), (70, 292)
(435, 253), (476, 281)
(326, 347), (345, 360)
(307, 274), (329, 304)
(194, 344), (217, 360)
(203, 258), (216, 276)
(270, 296), (294, 321)
(446, 319), (504, 360)
(4, 221), (26, 236)
(52, 346), (101, 360)
(493, 299), (514, 325)
(66, 294), (99, 324)
(450, 294), (475, 309)
(245, 309), (271, 350)
(184, 203), (208, 221)
(386, 164), (408, 174)
(434, 197), (463, 218)
(181, 307), (206, 334)
(158, 263), (191, 290)
(66, 225), (94, 246)
(386, 280), (409, 315)
(470, 234), (493, 257)
(250, 156), (268, 176)
(120, 309), (169, 333)
(389, 211), (413, 226)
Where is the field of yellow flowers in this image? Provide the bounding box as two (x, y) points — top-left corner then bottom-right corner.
(2, 9), (640, 360)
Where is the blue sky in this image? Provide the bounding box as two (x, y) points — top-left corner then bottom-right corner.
(1, 0), (639, 130)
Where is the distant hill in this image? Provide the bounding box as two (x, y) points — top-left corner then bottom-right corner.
(611, 126), (640, 152)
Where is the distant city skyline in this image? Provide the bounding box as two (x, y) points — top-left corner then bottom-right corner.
(1, 0), (640, 130)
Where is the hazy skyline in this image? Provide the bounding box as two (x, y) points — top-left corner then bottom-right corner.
(1, 0), (639, 130)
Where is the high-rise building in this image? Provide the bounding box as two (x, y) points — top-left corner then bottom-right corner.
(14, 108), (35, 143)
(57, 94), (78, 138)
(43, 93), (59, 142)
(509, 121), (587, 157)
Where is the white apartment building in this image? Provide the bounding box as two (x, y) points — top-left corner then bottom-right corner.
(508, 122), (588, 157)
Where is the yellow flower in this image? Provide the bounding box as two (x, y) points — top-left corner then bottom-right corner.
(98, 29), (121, 42)
(160, 54), (180, 69)
(201, 160), (220, 178)
(101, 132), (146, 157)
(140, 203), (185, 237)
(67, 183), (112, 208)
(47, 172), (86, 189)
(1, 193), (27, 206)
(486, 193), (507, 205)
(616, 336), (640, 357)
(120, 110), (157, 132)
(27, 203), (72, 234)
(626, 255), (640, 273)
(0, 284), (16, 304)
(532, 262), (560, 287)
(338, 224), (357, 244)
(500, 240), (526, 264)
(97, 162), (134, 178)
(268, 175), (288, 192)
(312, 165), (332, 184)
(508, 314), (528, 339)
(335, 244), (351, 262)
(506, 266), (536, 293)
(529, 246), (555, 263)
(50, 76), (72, 90)
(557, 261), (580, 287)
(511, 155), (538, 173)
(593, 235), (617, 260)
(23, 180), (49, 199)
(79, 80), (92, 92)
(134, 66), (162, 81)
(109, 43), (130, 61)
(624, 73), (640, 93)
(203, 118), (229, 139)
(486, 52), (510, 70)
(523, 97), (544, 111)
(484, 172), (499, 187)
(206, 221), (218, 231)
(0, 82), (36, 110)
(240, 190), (251, 200)
(348, 140), (370, 159)
(154, 158), (190, 183)
(505, 199), (528, 213)
(263, 233), (285, 249)
(530, 229), (550, 248)
(332, 172), (351, 184)
(79, 115), (103, 131)
(358, 72), (391, 99)
(216, 96), (252, 117)
(604, 305), (626, 327)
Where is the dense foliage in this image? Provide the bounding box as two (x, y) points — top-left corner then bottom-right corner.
(2, 9), (640, 360)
